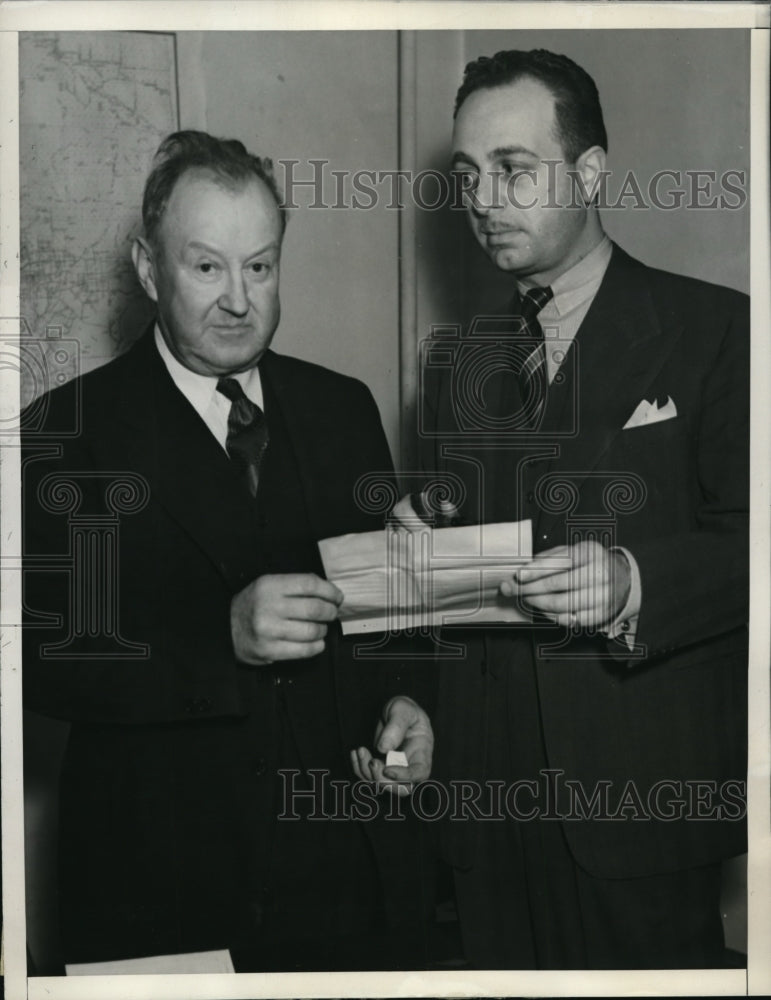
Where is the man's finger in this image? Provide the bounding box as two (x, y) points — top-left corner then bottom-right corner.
(350, 748), (364, 782)
(517, 570), (611, 599)
(262, 618), (328, 642)
(351, 746), (372, 783)
(367, 756), (387, 787)
(376, 698), (418, 754)
(569, 540), (605, 566)
(383, 758), (430, 784)
(279, 574), (344, 604)
(523, 587), (606, 615)
(278, 595), (341, 623)
(390, 494), (419, 529)
(258, 638), (326, 661)
(512, 569), (572, 596)
(371, 757), (412, 798)
(512, 550), (572, 585)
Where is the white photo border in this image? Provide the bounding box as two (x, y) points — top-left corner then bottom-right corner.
(1, 4), (769, 999)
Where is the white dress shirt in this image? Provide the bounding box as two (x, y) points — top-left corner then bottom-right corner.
(154, 325), (264, 453)
(518, 234), (613, 385)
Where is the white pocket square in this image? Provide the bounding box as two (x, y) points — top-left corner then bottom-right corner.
(623, 396), (678, 429)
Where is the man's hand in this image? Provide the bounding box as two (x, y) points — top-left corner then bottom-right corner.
(390, 493), (421, 529)
(231, 573), (343, 665)
(390, 490), (460, 530)
(351, 696), (434, 797)
(502, 540), (631, 629)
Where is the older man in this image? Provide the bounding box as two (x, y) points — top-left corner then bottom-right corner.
(23, 130), (431, 971)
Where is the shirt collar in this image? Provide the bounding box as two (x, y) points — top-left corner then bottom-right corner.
(517, 234), (612, 317)
(153, 325), (264, 410)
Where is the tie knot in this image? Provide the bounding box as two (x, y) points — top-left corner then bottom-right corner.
(216, 376), (247, 404)
(217, 375), (263, 436)
(519, 285), (553, 321)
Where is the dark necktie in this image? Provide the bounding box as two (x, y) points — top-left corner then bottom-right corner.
(513, 285), (554, 429)
(216, 376), (269, 498)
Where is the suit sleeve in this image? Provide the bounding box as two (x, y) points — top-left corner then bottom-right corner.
(615, 296), (749, 661)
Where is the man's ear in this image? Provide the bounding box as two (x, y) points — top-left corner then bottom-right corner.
(573, 145), (607, 206)
(132, 236), (159, 303)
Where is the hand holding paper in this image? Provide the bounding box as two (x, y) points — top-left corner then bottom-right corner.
(507, 540), (632, 629)
(319, 519), (569, 634)
(230, 573), (343, 665)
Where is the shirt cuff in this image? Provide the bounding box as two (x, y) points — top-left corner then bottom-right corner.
(603, 546), (642, 649)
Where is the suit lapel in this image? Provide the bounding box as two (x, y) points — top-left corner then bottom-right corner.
(259, 351), (326, 540)
(535, 245), (685, 535)
(105, 331), (261, 592)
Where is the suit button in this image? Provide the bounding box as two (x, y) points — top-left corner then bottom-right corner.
(184, 699), (194, 714)
(526, 491), (535, 504)
(200, 697), (212, 711)
(621, 621), (630, 633)
(254, 758), (267, 777)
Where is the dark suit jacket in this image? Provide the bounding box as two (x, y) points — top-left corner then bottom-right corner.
(22, 330), (433, 962)
(424, 244), (748, 879)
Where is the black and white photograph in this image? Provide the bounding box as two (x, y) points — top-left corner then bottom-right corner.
(1, 3), (769, 998)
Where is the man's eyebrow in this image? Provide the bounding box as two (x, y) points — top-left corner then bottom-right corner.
(490, 144), (539, 161)
(451, 145), (540, 168)
(451, 150), (479, 169)
(186, 240), (280, 257)
(244, 241), (281, 259)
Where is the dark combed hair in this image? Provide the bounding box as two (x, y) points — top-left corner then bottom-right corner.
(142, 130), (287, 246)
(454, 49), (608, 162)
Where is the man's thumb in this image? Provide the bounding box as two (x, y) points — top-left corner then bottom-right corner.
(376, 699), (412, 753)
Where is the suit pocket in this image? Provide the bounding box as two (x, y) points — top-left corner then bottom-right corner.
(621, 414), (684, 439)
(606, 415), (691, 533)
(664, 626), (747, 672)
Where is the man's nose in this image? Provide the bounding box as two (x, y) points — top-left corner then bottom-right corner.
(469, 170), (503, 216)
(218, 270), (249, 315)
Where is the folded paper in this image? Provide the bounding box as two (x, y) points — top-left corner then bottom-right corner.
(319, 520), (570, 635)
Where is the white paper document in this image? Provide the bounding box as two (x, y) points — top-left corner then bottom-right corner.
(319, 519), (570, 635)
(65, 948), (235, 976)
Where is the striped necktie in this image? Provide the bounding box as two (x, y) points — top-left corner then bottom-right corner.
(216, 377), (269, 498)
(514, 285), (553, 429)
